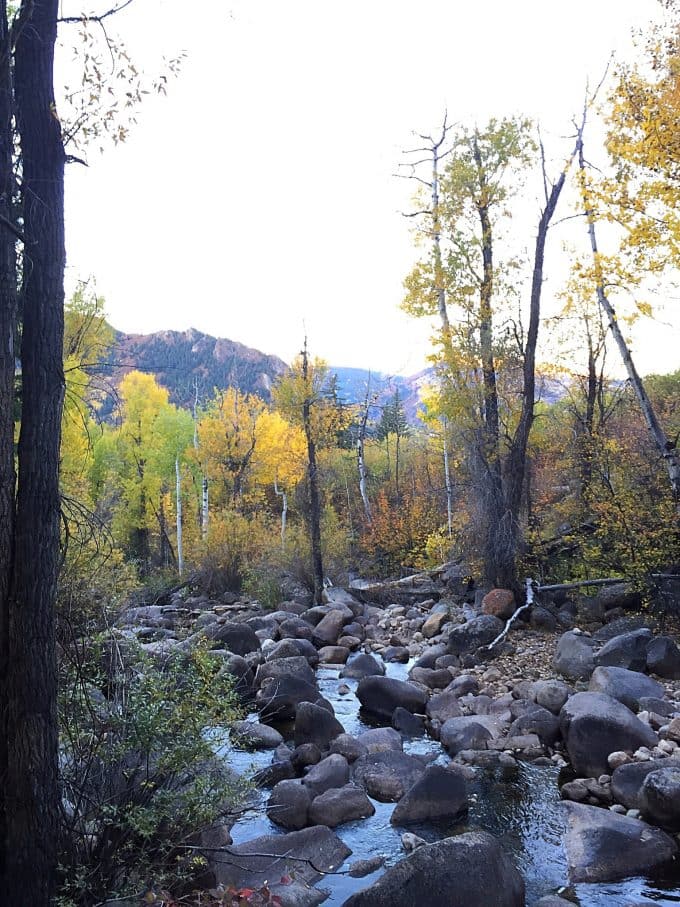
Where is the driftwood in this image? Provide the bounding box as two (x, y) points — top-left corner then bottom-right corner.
(486, 578), (534, 650)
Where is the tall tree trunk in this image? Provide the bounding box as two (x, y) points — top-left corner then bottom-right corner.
(302, 343), (323, 603)
(577, 132), (680, 506)
(4, 2), (64, 900)
(357, 377), (372, 523)
(442, 418), (453, 539)
(176, 457), (183, 575)
(0, 0), (16, 883)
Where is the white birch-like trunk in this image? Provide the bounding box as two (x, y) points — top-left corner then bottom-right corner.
(175, 457), (183, 576)
(274, 478), (287, 548)
(357, 437), (371, 523)
(201, 477), (209, 540)
(442, 419), (453, 538)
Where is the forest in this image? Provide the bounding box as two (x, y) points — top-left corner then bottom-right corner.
(2, 1), (680, 906)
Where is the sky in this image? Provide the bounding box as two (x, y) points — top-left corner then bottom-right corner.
(58, 0), (678, 378)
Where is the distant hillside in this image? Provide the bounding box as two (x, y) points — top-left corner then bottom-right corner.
(102, 327), (288, 411)
(330, 366), (433, 424)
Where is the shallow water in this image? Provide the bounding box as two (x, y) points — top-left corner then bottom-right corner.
(225, 658), (680, 906)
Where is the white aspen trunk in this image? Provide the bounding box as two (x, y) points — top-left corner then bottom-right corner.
(442, 419), (453, 538)
(201, 477), (209, 540)
(578, 135), (680, 506)
(175, 457), (183, 576)
(274, 478), (287, 548)
(357, 436), (371, 523)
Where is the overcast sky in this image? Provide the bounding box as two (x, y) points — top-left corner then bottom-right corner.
(59, 0), (677, 377)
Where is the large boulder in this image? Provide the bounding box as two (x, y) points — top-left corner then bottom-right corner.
(447, 615), (504, 656)
(508, 707), (560, 747)
(340, 653), (385, 680)
(255, 656), (316, 690)
(204, 621), (261, 656)
(212, 826), (351, 888)
(426, 690), (462, 723)
(641, 766), (680, 830)
(559, 692), (657, 777)
(256, 675), (323, 721)
(589, 665), (664, 711)
(294, 701), (345, 749)
(528, 679), (572, 715)
(481, 589), (515, 620)
(312, 609), (352, 646)
(594, 628), (653, 672)
(267, 780), (311, 830)
(356, 676), (427, 719)
(352, 751), (426, 802)
(611, 759), (677, 810)
(563, 801), (676, 882)
(553, 631), (595, 681)
(646, 636), (680, 679)
(356, 727), (402, 754)
(341, 831), (525, 907)
(391, 764), (468, 826)
(266, 637), (319, 667)
(232, 720), (284, 750)
(440, 716), (497, 756)
(308, 784), (375, 827)
(302, 754), (350, 798)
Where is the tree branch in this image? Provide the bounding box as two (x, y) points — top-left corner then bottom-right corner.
(58, 0), (135, 24)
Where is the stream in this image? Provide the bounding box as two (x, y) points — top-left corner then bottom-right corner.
(224, 660), (680, 906)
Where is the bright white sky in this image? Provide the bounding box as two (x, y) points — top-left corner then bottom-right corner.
(60, 0), (678, 378)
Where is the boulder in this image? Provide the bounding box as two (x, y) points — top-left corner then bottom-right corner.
(205, 621), (261, 656)
(265, 637), (319, 666)
(563, 801), (676, 882)
(426, 690), (462, 723)
(611, 758), (677, 810)
(447, 615), (504, 656)
(413, 644), (448, 669)
(329, 733), (368, 763)
(408, 667), (452, 690)
(255, 656), (316, 690)
(553, 631), (595, 680)
(356, 676), (427, 719)
(322, 587), (363, 614)
(392, 707), (426, 736)
(421, 611), (449, 639)
(646, 636), (680, 679)
(528, 679), (572, 715)
(267, 780), (311, 830)
(595, 628), (653, 672)
(341, 831), (524, 907)
(313, 609), (351, 646)
(481, 589), (515, 620)
(391, 764), (468, 826)
(560, 692), (658, 778)
(340, 653), (385, 680)
(352, 751), (426, 802)
(356, 727), (402, 754)
(308, 784), (375, 827)
(278, 617), (315, 641)
(302, 754), (350, 797)
(256, 675), (323, 721)
(212, 825), (351, 888)
(588, 665), (664, 711)
(641, 766), (680, 829)
(508, 707), (560, 747)
(440, 716), (497, 755)
(294, 701), (345, 749)
(232, 720), (284, 750)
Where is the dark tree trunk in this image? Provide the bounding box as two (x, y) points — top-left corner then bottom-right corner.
(302, 344), (323, 604)
(4, 2), (64, 901)
(0, 0), (16, 883)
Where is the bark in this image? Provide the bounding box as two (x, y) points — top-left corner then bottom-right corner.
(442, 419), (453, 538)
(577, 132), (680, 506)
(4, 2), (64, 900)
(0, 0), (16, 882)
(274, 478), (287, 548)
(176, 457), (183, 575)
(357, 377), (372, 523)
(301, 344), (323, 604)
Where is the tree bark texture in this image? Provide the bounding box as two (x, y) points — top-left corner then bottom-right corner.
(302, 346), (323, 604)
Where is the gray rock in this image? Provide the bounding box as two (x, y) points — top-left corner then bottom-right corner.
(639, 696), (677, 718)
(205, 621), (261, 656)
(413, 644), (448, 669)
(268, 880), (329, 907)
(553, 631), (595, 680)
(508, 707), (560, 747)
(294, 701), (345, 749)
(595, 628), (653, 672)
(391, 764), (468, 826)
(308, 784), (375, 827)
(232, 720), (284, 750)
(408, 667), (452, 689)
(392, 707), (426, 736)
(356, 676), (427, 719)
(646, 636), (680, 679)
(528, 679), (572, 715)
(447, 615), (504, 656)
(641, 766), (680, 829)
(560, 692), (658, 777)
(255, 655), (316, 690)
(266, 637), (319, 666)
(256, 674), (323, 721)
(290, 744), (322, 771)
(267, 780), (311, 830)
(329, 733), (368, 763)
(611, 759), (678, 809)
(348, 856), (386, 878)
(252, 759), (296, 787)
(447, 674), (479, 696)
(589, 665), (664, 711)
(313, 609), (351, 646)
(440, 716), (496, 756)
(341, 831), (524, 907)
(563, 801), (676, 882)
(213, 825), (351, 888)
(279, 617), (315, 641)
(340, 653), (385, 680)
(426, 690), (462, 723)
(303, 754), (350, 797)
(356, 727), (402, 754)
(318, 645), (350, 664)
(352, 751), (426, 802)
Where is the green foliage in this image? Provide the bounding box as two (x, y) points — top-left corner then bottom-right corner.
(57, 641), (244, 906)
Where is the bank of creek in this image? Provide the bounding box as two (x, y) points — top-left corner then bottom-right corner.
(118, 566), (680, 906)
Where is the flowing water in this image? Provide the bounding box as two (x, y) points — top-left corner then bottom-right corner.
(224, 660), (680, 905)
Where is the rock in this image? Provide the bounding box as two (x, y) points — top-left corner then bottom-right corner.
(313, 609), (351, 646)
(646, 636), (680, 679)
(308, 784), (375, 827)
(252, 759), (296, 787)
(408, 667), (452, 689)
(508, 707), (560, 747)
(340, 653), (385, 680)
(641, 766), (680, 829)
(639, 697), (677, 718)
(448, 674), (479, 696)
(560, 692), (658, 777)
(222, 655), (255, 697)
(348, 856), (386, 878)
(356, 676), (427, 719)
(341, 831), (525, 907)
(267, 780), (311, 830)
(317, 645), (350, 664)
(440, 716), (496, 755)
(278, 617), (315, 641)
(205, 621), (261, 656)
(529, 607), (557, 632)
(529, 679), (572, 715)
(589, 666), (664, 711)
(553, 631), (595, 680)
(426, 690), (462, 723)
(422, 611), (449, 639)
(447, 615), (504, 656)
(382, 646), (410, 663)
(294, 701), (345, 750)
(255, 656), (316, 690)
(562, 801), (676, 882)
(595, 628), (653, 672)
(322, 587), (363, 614)
(213, 826), (351, 889)
(329, 734), (368, 763)
(595, 583), (643, 612)
(392, 707), (426, 736)
(256, 675), (323, 721)
(268, 880), (328, 907)
(232, 720), (284, 750)
(401, 832), (427, 852)
(535, 898), (579, 907)
(356, 727), (402, 754)
(290, 744), (322, 771)
(481, 589), (515, 620)
(414, 644), (448, 669)
(302, 754), (350, 798)
(266, 637), (319, 666)
(352, 751), (426, 802)
(391, 764), (468, 825)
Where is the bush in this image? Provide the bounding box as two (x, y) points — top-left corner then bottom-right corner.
(57, 640), (245, 905)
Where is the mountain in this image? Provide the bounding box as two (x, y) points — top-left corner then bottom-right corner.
(330, 366), (433, 423)
(102, 327), (288, 411)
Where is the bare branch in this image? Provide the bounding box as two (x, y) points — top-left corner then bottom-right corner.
(58, 0), (135, 24)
